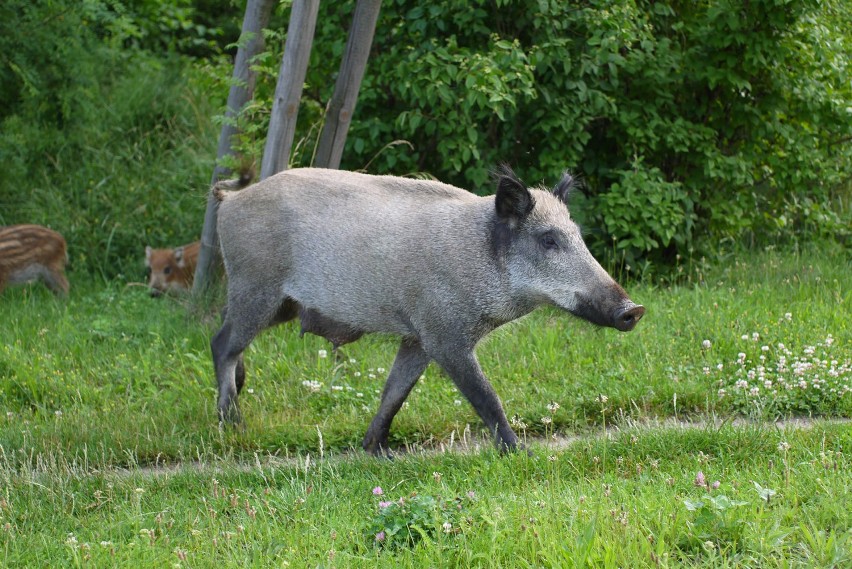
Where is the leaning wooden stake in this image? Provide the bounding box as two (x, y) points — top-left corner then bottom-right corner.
(260, 0), (321, 179)
(314, 0), (382, 169)
(193, 0), (275, 295)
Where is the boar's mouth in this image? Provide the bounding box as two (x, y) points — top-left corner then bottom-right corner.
(567, 293), (645, 332)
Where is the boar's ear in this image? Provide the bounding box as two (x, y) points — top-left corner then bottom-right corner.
(174, 247), (186, 268)
(494, 164), (534, 226)
(552, 170), (577, 204)
(145, 246), (152, 267)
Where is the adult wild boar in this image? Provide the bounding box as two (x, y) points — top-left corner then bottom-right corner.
(144, 241), (200, 297)
(212, 166), (645, 454)
(0, 224), (69, 296)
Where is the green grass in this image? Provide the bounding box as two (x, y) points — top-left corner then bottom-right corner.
(0, 247), (849, 566)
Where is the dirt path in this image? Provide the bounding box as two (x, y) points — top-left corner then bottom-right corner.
(123, 415), (850, 479)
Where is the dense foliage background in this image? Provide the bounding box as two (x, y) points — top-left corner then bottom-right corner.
(0, 0), (849, 279)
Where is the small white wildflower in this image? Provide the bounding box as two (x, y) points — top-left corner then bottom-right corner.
(547, 401), (560, 413)
(784, 312), (792, 321)
(442, 522), (453, 533)
(247, 388), (254, 394)
(54, 410), (62, 418)
(541, 416), (552, 425)
(454, 399), (462, 406)
(749, 387), (760, 396)
(356, 392), (363, 398)
(741, 334), (749, 341)
(349, 358), (357, 364)
(377, 367), (386, 373)
(702, 340), (712, 349)
(331, 385), (343, 391)
(368, 373), (376, 379)
(717, 363), (724, 371)
(777, 441), (790, 452)
(761, 345), (769, 352)
(597, 394), (609, 404)
(318, 349), (328, 359)
(717, 388), (727, 398)
(353, 371), (361, 377)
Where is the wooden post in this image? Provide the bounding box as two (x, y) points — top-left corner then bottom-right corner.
(314, 0), (382, 170)
(193, 0), (275, 295)
(260, 0), (321, 179)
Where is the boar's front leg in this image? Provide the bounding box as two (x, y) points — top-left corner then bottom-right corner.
(429, 347), (519, 452)
(363, 338), (431, 457)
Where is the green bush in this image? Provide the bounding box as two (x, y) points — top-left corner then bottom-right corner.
(250, 0), (852, 269)
(1, 0), (849, 279)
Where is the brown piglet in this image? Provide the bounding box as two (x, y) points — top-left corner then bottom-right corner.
(144, 240), (200, 296)
(0, 224), (69, 296)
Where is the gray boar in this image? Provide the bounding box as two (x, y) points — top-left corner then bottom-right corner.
(212, 166), (645, 455)
(0, 224), (69, 296)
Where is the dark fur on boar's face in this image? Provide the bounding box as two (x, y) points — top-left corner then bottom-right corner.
(211, 166), (645, 456)
(145, 241), (200, 297)
(0, 224), (69, 296)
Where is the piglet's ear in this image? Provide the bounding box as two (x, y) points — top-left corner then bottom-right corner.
(174, 247), (186, 268)
(494, 164), (534, 227)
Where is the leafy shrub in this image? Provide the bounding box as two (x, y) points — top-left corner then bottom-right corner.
(246, 0), (852, 269)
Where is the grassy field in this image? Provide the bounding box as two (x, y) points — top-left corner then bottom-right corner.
(0, 247), (849, 566)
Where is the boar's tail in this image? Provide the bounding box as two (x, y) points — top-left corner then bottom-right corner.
(211, 170), (253, 203)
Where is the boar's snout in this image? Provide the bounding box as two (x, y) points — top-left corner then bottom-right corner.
(614, 303), (645, 332)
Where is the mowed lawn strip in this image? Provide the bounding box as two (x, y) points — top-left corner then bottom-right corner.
(0, 421), (849, 567)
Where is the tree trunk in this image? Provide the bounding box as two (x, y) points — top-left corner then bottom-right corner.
(193, 0), (275, 295)
(260, 0), (321, 180)
(314, 0), (382, 170)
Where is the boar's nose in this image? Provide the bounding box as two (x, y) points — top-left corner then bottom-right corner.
(614, 304), (645, 332)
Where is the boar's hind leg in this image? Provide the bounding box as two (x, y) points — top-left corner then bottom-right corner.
(212, 297), (297, 424)
(363, 338), (431, 457)
(430, 348), (519, 453)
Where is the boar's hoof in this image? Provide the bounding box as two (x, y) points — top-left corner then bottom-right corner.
(362, 436), (394, 460)
(218, 404), (242, 427)
(614, 304), (645, 332)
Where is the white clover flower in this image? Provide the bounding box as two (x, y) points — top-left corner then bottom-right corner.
(749, 387), (760, 396)
(377, 367), (386, 373)
(702, 340), (712, 349)
(547, 401), (560, 413)
(784, 312), (792, 321)
(777, 441), (790, 452)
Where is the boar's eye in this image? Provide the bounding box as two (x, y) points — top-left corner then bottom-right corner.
(163, 266), (172, 275)
(539, 232), (559, 250)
